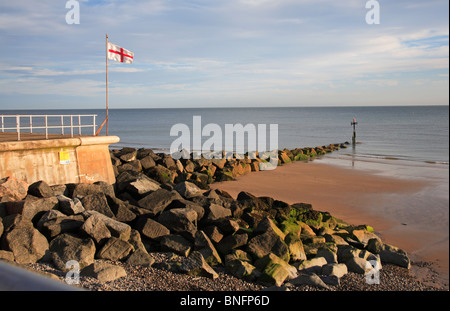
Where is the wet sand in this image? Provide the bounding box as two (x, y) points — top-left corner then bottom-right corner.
(210, 160), (449, 289)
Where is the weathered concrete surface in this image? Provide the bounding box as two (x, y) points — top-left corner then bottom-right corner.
(0, 135), (120, 185)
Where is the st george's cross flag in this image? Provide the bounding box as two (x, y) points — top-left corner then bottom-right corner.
(107, 41), (134, 64)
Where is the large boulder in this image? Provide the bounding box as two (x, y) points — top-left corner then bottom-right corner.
(81, 193), (115, 218)
(255, 253), (297, 286)
(27, 180), (54, 198)
(6, 196), (59, 222)
(246, 230), (290, 262)
(173, 181), (202, 199)
(80, 214), (111, 245)
(134, 217), (170, 241)
(57, 195), (84, 215)
(0, 176), (28, 201)
(81, 262), (127, 282)
(82, 210), (131, 241)
(194, 230), (222, 265)
(2, 221), (49, 264)
(159, 234), (192, 257)
(157, 208), (198, 241)
(137, 189), (182, 217)
(378, 244), (410, 269)
(97, 237), (134, 261)
(36, 211), (84, 239)
(49, 233), (96, 271)
(216, 233), (248, 255)
(179, 251), (218, 279)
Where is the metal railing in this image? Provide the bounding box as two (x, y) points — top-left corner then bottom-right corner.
(0, 114), (97, 141)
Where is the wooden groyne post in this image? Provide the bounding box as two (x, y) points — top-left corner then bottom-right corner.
(351, 117), (358, 145)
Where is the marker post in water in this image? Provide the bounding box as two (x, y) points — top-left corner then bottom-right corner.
(351, 118), (358, 145)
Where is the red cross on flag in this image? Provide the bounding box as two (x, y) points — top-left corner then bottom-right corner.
(107, 41), (134, 64)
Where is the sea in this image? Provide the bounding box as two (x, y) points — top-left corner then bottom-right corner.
(2, 105), (448, 164)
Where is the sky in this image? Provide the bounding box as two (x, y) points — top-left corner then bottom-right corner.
(0, 0), (448, 109)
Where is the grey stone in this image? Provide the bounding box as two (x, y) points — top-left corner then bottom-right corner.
(57, 195), (84, 215)
(82, 210), (131, 241)
(179, 251), (218, 279)
(49, 233), (96, 271)
(174, 181), (202, 199)
(160, 234), (192, 257)
(346, 257), (371, 275)
(82, 262), (127, 282)
(3, 222), (49, 264)
(134, 217), (170, 241)
(157, 208), (198, 241)
(97, 237), (134, 261)
(137, 189), (182, 217)
(126, 248), (155, 266)
(288, 273), (330, 290)
(80, 214), (111, 245)
(81, 193), (115, 218)
(321, 263), (348, 278)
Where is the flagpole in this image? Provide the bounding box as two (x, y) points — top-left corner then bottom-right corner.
(105, 33), (109, 136)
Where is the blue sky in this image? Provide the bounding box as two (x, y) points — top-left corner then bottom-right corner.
(0, 0), (448, 109)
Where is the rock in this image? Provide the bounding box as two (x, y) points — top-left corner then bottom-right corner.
(106, 197), (137, 223)
(68, 182), (115, 199)
(316, 248), (338, 264)
(174, 181), (202, 199)
(140, 155), (156, 170)
(134, 217), (170, 241)
(145, 165), (177, 184)
(81, 193), (115, 218)
(128, 229), (147, 252)
(3, 222), (49, 264)
(80, 214), (111, 245)
(352, 229), (381, 247)
(0, 176), (28, 201)
(366, 238), (384, 254)
(160, 234), (192, 257)
(247, 230), (289, 262)
(28, 180), (54, 198)
(49, 233), (96, 271)
(378, 244), (410, 269)
(288, 273), (329, 290)
(194, 230), (222, 265)
(97, 237), (134, 261)
(81, 262), (127, 282)
(255, 253), (297, 287)
(203, 225), (223, 244)
(82, 210), (131, 241)
(0, 250), (15, 262)
(226, 259), (260, 281)
(157, 208), (198, 241)
(118, 148), (137, 162)
(137, 189), (182, 217)
(320, 275), (340, 286)
(254, 217), (286, 240)
(285, 232), (307, 262)
(167, 199), (205, 222)
(204, 203), (232, 222)
(125, 175), (161, 198)
(0, 217), (3, 238)
(346, 257), (371, 275)
(126, 248), (155, 266)
(209, 218), (240, 235)
(6, 196), (59, 222)
(337, 245), (361, 263)
(37, 212), (84, 238)
(216, 233), (248, 255)
(297, 257), (328, 274)
(179, 251), (218, 279)
(321, 263), (348, 278)
(57, 195), (84, 215)
(117, 160), (142, 173)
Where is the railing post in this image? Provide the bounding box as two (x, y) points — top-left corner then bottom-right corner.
(1, 116), (4, 133)
(61, 115), (64, 135)
(70, 115), (74, 137)
(78, 115), (81, 135)
(45, 115), (48, 139)
(29, 115), (33, 133)
(16, 116), (21, 141)
(93, 115), (96, 136)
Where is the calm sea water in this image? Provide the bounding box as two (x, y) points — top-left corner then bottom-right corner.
(2, 105), (447, 164)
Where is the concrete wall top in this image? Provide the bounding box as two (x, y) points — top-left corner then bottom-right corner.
(0, 135), (120, 152)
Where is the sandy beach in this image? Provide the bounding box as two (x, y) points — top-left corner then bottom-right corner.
(210, 159), (449, 289)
